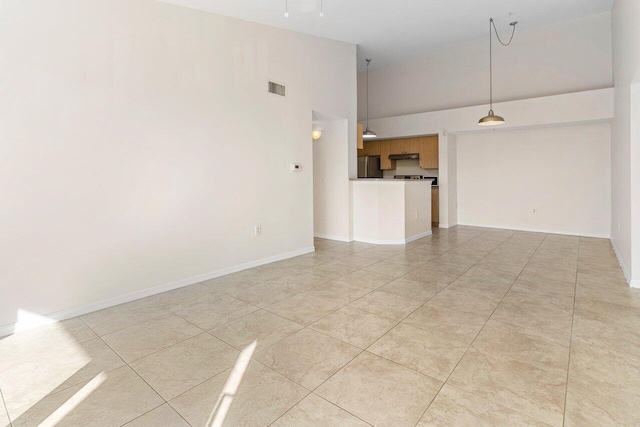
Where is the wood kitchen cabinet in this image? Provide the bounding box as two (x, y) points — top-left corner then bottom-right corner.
(431, 187), (439, 226)
(404, 138), (421, 155)
(389, 137), (421, 155)
(359, 140), (380, 156)
(362, 140), (381, 156)
(380, 140), (396, 170)
(390, 139), (404, 154)
(362, 135), (438, 170)
(357, 123), (364, 150)
(419, 136), (439, 169)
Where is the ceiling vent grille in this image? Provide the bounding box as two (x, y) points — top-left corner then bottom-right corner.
(268, 81), (286, 97)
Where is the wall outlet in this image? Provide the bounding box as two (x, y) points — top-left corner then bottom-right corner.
(415, 211), (419, 219)
(532, 208), (536, 214)
(255, 225), (262, 236)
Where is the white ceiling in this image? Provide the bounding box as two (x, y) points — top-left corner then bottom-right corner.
(159, 0), (613, 71)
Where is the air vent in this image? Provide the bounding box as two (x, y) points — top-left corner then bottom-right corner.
(268, 81), (286, 97)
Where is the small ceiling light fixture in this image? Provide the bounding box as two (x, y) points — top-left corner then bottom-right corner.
(319, 0), (324, 17)
(478, 18), (518, 126)
(284, 0), (289, 17)
(363, 58), (377, 139)
(312, 129), (323, 140)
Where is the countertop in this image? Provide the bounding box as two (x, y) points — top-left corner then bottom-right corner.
(351, 178), (434, 183)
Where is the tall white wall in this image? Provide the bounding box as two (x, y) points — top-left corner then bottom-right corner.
(313, 119), (351, 241)
(366, 88), (614, 233)
(611, 0), (640, 285)
(0, 0), (357, 329)
(358, 13), (612, 120)
(447, 135), (458, 226)
(457, 124), (611, 238)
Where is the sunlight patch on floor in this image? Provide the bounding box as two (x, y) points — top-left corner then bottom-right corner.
(206, 340), (257, 427)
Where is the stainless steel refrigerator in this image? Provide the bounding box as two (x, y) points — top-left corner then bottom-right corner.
(357, 156), (384, 178)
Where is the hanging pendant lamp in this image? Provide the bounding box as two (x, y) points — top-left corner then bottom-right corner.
(478, 19), (517, 126)
(363, 58), (377, 139)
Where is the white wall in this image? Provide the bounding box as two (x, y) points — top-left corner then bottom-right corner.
(611, 0), (640, 285)
(313, 118), (351, 241)
(447, 135), (458, 226)
(457, 124), (611, 237)
(366, 88), (614, 232)
(358, 13), (612, 120)
(0, 0), (357, 330)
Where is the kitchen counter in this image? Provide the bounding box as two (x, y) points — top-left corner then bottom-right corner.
(351, 178), (434, 183)
(351, 180), (432, 244)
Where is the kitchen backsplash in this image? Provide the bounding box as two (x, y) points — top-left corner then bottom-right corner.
(382, 159), (439, 179)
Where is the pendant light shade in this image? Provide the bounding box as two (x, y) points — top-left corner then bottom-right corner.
(363, 58), (377, 139)
(478, 19), (517, 127)
(478, 110), (505, 126)
(363, 128), (377, 139)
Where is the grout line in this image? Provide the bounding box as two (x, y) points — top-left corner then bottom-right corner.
(266, 232), (483, 426)
(271, 229), (491, 426)
(61, 317), (185, 425)
(562, 237), (580, 427)
(359, 230), (494, 352)
(4, 229), (593, 427)
(119, 402), (180, 427)
(411, 231), (548, 426)
(441, 383), (557, 427)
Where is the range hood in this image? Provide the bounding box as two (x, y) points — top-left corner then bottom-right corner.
(388, 153), (419, 160)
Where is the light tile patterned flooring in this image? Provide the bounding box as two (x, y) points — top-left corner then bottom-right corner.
(1, 226), (639, 426)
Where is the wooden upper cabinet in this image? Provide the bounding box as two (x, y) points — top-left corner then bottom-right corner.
(373, 135), (438, 170)
(361, 140), (381, 156)
(368, 140), (381, 156)
(357, 123), (364, 150)
(390, 139), (404, 154)
(419, 136), (439, 169)
(388, 137), (421, 155)
(380, 140), (396, 170)
(405, 138), (421, 154)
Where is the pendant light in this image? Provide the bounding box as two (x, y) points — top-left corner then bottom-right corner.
(478, 18), (518, 126)
(363, 58), (377, 139)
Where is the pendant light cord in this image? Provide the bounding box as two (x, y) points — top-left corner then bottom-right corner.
(488, 18), (517, 110)
(490, 18), (517, 47)
(366, 58), (371, 130)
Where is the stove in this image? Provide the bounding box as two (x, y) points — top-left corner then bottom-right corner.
(393, 175), (438, 185)
(393, 175), (424, 180)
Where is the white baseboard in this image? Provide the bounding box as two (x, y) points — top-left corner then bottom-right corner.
(405, 230), (433, 243)
(456, 222), (610, 239)
(0, 246), (315, 338)
(439, 223), (457, 229)
(314, 233), (353, 243)
(611, 238), (632, 285)
(355, 230), (432, 245)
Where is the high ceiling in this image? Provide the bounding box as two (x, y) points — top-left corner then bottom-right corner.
(159, 0), (613, 71)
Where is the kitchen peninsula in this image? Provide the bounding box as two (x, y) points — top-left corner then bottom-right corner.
(351, 178), (433, 244)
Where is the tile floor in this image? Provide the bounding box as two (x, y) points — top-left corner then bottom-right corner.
(1, 226), (639, 426)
